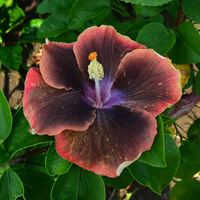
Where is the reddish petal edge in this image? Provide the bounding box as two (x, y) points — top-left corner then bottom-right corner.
(23, 67), (96, 135)
(55, 107), (157, 178)
(74, 25), (146, 81)
(112, 49), (182, 117)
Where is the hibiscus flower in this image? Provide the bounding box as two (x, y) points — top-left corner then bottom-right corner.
(23, 25), (182, 177)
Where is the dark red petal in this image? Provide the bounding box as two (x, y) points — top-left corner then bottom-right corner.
(55, 106), (157, 178)
(73, 25), (146, 81)
(112, 49), (182, 117)
(23, 68), (96, 136)
(40, 40), (85, 91)
(168, 92), (200, 118)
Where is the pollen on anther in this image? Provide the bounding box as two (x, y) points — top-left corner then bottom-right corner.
(88, 52), (97, 60)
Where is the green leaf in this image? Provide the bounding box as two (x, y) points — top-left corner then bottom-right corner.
(45, 142), (72, 176)
(161, 115), (179, 127)
(0, 166), (24, 200)
(179, 140), (200, 164)
(0, 45), (23, 71)
(138, 115), (166, 167)
(19, 19), (43, 43)
(5, 107), (54, 156)
(51, 30), (78, 43)
(175, 158), (200, 179)
(37, 11), (69, 39)
(166, 0), (180, 17)
(182, 0), (200, 24)
(194, 136), (200, 153)
(14, 168), (54, 200)
(187, 118), (200, 141)
(137, 22), (176, 55)
(68, 0), (110, 29)
(134, 3), (169, 17)
(0, 3), (25, 34)
(195, 71), (200, 97)
(102, 168), (134, 189)
(51, 165), (105, 200)
(0, 0), (4, 7)
(25, 153), (48, 174)
(128, 135), (180, 194)
(0, 89), (12, 143)
(0, 146), (10, 165)
(18, 64), (29, 82)
(170, 178), (200, 200)
(125, 19), (154, 41)
(168, 21), (200, 64)
(37, 0), (75, 14)
(148, 13), (164, 23)
(122, 0), (172, 6)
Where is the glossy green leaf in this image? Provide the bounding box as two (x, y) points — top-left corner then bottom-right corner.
(138, 115), (166, 167)
(122, 0), (172, 6)
(0, 166), (24, 200)
(51, 165), (105, 200)
(134, 3), (169, 17)
(182, 0), (200, 24)
(170, 178), (200, 200)
(19, 19), (43, 43)
(175, 158), (200, 179)
(125, 19), (154, 40)
(68, 0), (110, 29)
(0, 146), (10, 165)
(149, 13), (164, 23)
(187, 118), (200, 141)
(195, 71), (200, 97)
(0, 89), (12, 143)
(45, 142), (72, 176)
(14, 168), (54, 200)
(0, 45), (23, 71)
(168, 21), (200, 64)
(37, 11), (69, 39)
(37, 0), (75, 14)
(128, 135), (180, 194)
(102, 168), (134, 189)
(137, 22), (176, 55)
(5, 107), (54, 156)
(179, 140), (200, 164)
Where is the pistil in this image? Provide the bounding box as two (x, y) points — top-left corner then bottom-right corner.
(88, 52), (104, 108)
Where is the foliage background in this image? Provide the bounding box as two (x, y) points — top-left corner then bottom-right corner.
(0, 0), (200, 199)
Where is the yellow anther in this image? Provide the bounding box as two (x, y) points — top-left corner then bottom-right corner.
(88, 52), (104, 81)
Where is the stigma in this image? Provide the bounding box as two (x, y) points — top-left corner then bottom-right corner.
(88, 52), (104, 107)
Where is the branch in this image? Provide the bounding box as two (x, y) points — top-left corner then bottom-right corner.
(0, 145), (49, 168)
(175, 6), (185, 29)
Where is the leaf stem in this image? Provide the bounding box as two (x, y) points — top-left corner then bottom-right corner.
(175, 5), (185, 29)
(0, 146), (49, 168)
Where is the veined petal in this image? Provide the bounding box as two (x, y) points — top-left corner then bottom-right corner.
(40, 40), (85, 91)
(23, 68), (96, 135)
(112, 49), (182, 117)
(55, 106), (157, 178)
(74, 25), (146, 81)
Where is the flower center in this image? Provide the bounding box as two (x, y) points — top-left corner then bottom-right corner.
(88, 52), (104, 108)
